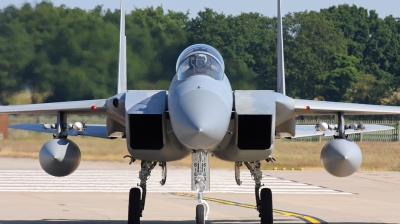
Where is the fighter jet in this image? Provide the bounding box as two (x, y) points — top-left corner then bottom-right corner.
(1, 0), (399, 224)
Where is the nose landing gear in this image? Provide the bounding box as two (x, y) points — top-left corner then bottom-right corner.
(192, 150), (210, 224)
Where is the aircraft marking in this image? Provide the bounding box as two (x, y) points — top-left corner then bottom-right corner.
(173, 192), (324, 224)
(0, 170), (351, 194)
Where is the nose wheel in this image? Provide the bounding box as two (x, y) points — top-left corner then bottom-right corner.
(196, 204), (205, 224)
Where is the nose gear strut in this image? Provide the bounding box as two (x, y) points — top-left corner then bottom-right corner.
(192, 150), (210, 224)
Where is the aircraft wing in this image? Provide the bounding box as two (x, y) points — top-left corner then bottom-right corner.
(295, 99), (400, 115)
(292, 124), (394, 139)
(9, 123), (109, 138)
(0, 99), (107, 115)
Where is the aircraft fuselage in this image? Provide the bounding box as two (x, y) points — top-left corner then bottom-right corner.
(168, 74), (233, 150)
(124, 44), (274, 162)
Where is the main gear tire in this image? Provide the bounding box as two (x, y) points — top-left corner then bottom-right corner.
(260, 188), (273, 224)
(128, 188), (141, 224)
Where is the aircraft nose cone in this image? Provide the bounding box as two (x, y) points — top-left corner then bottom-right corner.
(171, 90), (230, 149)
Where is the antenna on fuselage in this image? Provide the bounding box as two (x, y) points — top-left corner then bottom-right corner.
(277, 0), (286, 95)
(117, 0), (127, 94)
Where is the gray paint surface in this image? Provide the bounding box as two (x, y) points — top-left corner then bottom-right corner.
(0, 99), (107, 115)
(235, 90), (275, 115)
(276, 0), (286, 95)
(170, 89), (230, 149)
(168, 74), (232, 151)
(320, 138), (362, 177)
(293, 124), (394, 138)
(295, 99), (400, 115)
(117, 0), (126, 94)
(125, 90), (167, 114)
(9, 123), (110, 138)
(212, 91), (275, 162)
(39, 138), (81, 177)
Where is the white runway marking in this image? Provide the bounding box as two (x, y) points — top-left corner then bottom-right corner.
(0, 170), (351, 194)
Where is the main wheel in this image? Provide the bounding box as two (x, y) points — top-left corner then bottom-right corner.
(128, 188), (141, 224)
(196, 204), (205, 224)
(260, 188), (273, 224)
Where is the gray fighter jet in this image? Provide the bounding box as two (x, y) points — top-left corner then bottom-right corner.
(1, 1), (399, 224)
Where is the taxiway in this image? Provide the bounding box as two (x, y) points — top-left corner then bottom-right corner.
(0, 158), (399, 223)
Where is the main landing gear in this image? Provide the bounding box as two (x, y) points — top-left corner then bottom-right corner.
(128, 161), (167, 224)
(236, 161), (273, 224)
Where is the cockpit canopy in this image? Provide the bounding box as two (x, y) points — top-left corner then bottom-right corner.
(176, 44), (225, 81)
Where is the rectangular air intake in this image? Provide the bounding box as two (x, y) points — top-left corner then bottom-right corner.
(237, 115), (272, 150)
(129, 114), (163, 150)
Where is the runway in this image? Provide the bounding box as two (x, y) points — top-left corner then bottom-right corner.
(0, 170), (350, 194)
(0, 158), (399, 223)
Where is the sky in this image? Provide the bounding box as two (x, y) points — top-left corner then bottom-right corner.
(1, 0), (400, 18)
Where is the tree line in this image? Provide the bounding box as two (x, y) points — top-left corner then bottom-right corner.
(0, 2), (399, 105)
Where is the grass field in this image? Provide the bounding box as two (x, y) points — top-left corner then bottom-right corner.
(0, 131), (399, 171)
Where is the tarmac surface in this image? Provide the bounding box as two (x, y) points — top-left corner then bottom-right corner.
(0, 158), (399, 223)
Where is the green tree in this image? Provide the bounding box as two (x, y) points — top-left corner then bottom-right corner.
(321, 5), (400, 102)
(316, 54), (360, 102)
(127, 7), (188, 90)
(185, 9), (276, 90)
(0, 4), (34, 104)
(50, 7), (120, 101)
(350, 73), (389, 104)
(226, 13), (277, 90)
(284, 11), (348, 99)
(1, 2), (399, 105)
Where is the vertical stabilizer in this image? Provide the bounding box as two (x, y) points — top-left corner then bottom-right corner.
(277, 0), (286, 95)
(117, 0), (127, 93)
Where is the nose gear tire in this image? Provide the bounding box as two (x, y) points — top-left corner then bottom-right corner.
(196, 204), (205, 224)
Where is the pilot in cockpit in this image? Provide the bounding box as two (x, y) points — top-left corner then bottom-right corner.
(178, 51), (222, 80)
(195, 54), (207, 67)
(190, 54), (210, 75)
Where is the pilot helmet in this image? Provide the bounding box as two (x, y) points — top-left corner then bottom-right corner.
(195, 54), (207, 67)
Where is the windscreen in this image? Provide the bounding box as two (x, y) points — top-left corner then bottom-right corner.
(176, 44), (224, 81)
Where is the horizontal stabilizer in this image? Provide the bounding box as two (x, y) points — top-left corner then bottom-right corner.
(9, 124), (110, 139)
(291, 124), (394, 139)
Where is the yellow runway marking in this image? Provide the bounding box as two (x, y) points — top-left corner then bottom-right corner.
(172, 192), (322, 224)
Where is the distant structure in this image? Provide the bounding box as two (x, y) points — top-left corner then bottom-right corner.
(0, 114), (9, 139)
